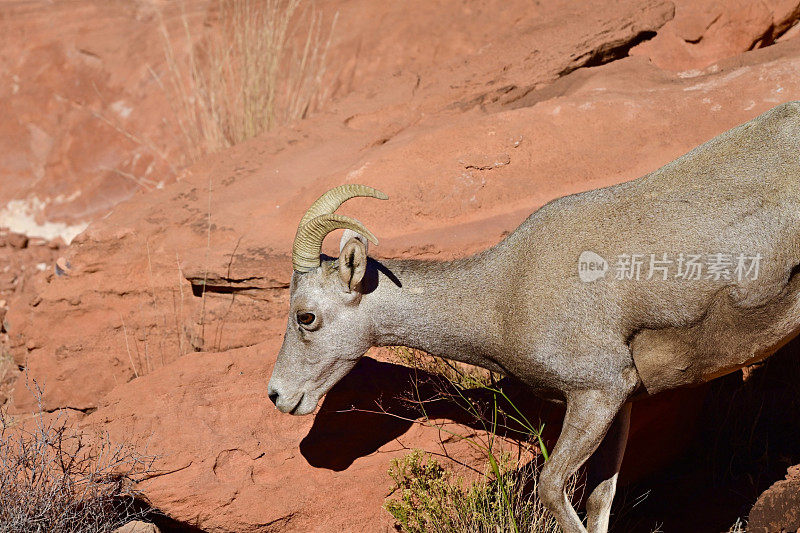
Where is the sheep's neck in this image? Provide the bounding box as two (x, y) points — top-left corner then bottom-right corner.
(365, 257), (505, 372)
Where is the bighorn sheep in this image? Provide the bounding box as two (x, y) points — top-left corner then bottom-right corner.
(267, 102), (800, 532)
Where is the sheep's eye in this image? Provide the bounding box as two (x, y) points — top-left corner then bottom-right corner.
(297, 312), (316, 326)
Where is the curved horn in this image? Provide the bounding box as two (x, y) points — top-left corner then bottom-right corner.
(293, 214), (379, 272)
(298, 184), (388, 228)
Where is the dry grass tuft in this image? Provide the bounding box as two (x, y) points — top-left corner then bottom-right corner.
(160, 0), (337, 164)
(389, 346), (496, 389)
(0, 345), (17, 407)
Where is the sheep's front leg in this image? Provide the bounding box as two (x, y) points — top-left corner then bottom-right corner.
(538, 386), (633, 533)
(585, 402), (631, 533)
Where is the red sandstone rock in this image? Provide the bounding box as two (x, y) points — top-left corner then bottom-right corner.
(82, 342), (496, 532)
(749, 465), (800, 533)
(630, 0), (800, 71)
(0, 1), (205, 236)
(4, 0), (800, 530)
(6, 232), (28, 249)
(53, 35), (800, 533)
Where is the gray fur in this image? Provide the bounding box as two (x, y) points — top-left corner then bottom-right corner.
(268, 102), (800, 532)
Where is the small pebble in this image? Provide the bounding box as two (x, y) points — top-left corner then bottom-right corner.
(7, 233), (28, 249)
(55, 257), (72, 276)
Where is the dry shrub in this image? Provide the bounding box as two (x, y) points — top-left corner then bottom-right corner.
(0, 387), (156, 533)
(383, 348), (570, 532)
(385, 449), (570, 533)
(160, 0), (337, 163)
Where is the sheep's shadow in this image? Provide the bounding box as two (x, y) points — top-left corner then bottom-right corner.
(299, 357), (561, 471)
(299, 356), (707, 477)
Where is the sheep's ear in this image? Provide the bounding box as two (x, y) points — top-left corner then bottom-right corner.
(339, 229), (368, 255)
(338, 237), (367, 292)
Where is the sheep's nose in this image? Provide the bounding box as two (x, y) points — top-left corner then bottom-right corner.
(267, 387), (279, 405)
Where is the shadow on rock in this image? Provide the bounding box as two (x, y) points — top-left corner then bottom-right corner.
(298, 355), (706, 483)
(299, 357), (561, 471)
(615, 336), (800, 532)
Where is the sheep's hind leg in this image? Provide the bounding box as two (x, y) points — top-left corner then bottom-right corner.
(538, 381), (635, 533)
(585, 402), (631, 533)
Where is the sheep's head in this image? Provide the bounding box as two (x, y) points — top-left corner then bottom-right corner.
(267, 185), (387, 415)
